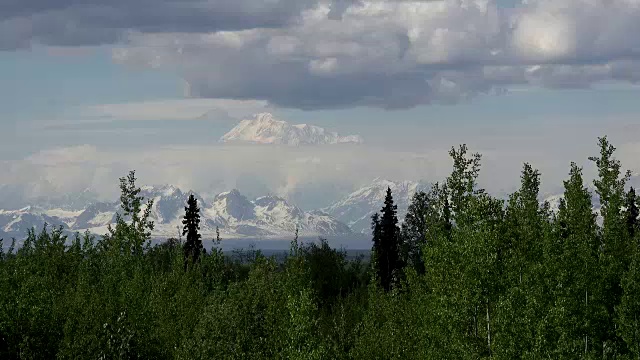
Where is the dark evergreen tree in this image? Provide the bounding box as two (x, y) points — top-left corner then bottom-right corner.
(182, 194), (203, 265)
(625, 187), (639, 240)
(373, 187), (401, 291)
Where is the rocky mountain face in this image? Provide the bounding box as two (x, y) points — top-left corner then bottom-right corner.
(0, 207), (71, 237)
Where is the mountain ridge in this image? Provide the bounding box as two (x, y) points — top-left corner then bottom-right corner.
(324, 178), (429, 234)
(0, 186), (352, 240)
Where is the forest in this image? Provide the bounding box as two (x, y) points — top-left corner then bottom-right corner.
(1, 136), (639, 359)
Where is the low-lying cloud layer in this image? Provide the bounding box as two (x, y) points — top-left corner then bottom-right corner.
(3, 117), (640, 211)
(3, 0), (640, 109)
(0, 143), (446, 209)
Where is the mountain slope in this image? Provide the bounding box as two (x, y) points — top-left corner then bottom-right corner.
(324, 179), (428, 234)
(0, 207), (70, 238)
(221, 113), (364, 145)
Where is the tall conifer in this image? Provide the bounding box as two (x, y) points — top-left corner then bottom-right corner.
(182, 194), (203, 265)
(372, 187), (401, 291)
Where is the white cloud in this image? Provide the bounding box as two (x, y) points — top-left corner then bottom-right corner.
(26, 145), (100, 166)
(5, 0), (640, 109)
(31, 98), (273, 131)
(510, 0), (640, 62)
(4, 114), (640, 209)
(77, 98), (271, 122)
(105, 0), (640, 109)
(1, 143), (450, 208)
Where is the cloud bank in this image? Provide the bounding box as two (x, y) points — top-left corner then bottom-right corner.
(0, 143), (448, 210)
(4, 115), (640, 211)
(4, 0), (640, 109)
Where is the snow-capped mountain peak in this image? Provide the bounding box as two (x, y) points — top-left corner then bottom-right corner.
(141, 184), (181, 197)
(324, 179), (428, 234)
(221, 113), (364, 146)
(209, 189), (256, 223)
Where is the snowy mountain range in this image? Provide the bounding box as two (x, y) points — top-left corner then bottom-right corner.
(2, 174), (635, 241)
(323, 179), (429, 234)
(221, 113), (364, 146)
(0, 185), (352, 240)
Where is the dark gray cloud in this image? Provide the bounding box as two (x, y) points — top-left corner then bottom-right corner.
(186, 65), (493, 110)
(4, 0), (640, 110)
(0, 0), (323, 48)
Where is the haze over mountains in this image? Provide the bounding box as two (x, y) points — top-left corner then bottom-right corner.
(0, 185), (353, 241)
(0, 179), (419, 240)
(3, 97), (638, 245)
(2, 173), (639, 241)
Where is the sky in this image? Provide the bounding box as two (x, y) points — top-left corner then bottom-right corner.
(1, 0), (640, 209)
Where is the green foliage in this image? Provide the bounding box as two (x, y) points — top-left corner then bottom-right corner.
(495, 163), (549, 357)
(446, 144), (483, 226)
(618, 249), (640, 357)
(299, 238), (367, 309)
(540, 163), (604, 358)
(2, 139), (640, 359)
(625, 187), (639, 240)
(589, 137), (633, 355)
(400, 191), (430, 274)
(102, 170), (155, 256)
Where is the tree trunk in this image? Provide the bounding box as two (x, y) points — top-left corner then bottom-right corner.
(486, 297), (491, 356)
(585, 288), (588, 355)
(474, 304), (478, 338)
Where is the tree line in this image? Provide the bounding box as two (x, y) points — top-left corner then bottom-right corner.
(0, 136), (639, 359)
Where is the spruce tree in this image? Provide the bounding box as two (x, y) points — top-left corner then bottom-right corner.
(182, 194), (203, 265)
(373, 187), (401, 291)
